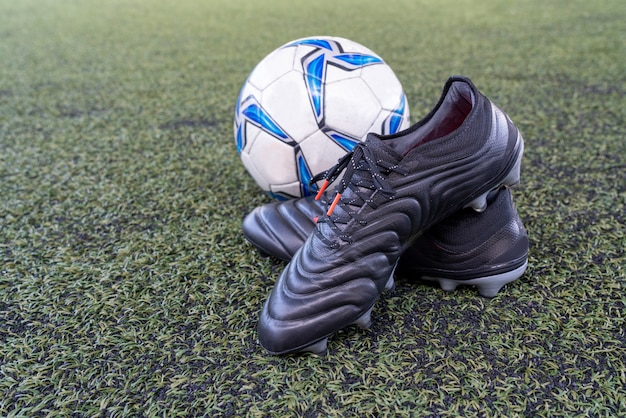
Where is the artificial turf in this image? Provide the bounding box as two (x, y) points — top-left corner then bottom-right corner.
(1, 0), (624, 416)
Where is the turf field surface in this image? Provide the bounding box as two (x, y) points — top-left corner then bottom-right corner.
(1, 0), (624, 416)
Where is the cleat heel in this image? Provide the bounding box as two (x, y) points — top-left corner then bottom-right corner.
(465, 135), (524, 213)
(502, 136), (524, 187)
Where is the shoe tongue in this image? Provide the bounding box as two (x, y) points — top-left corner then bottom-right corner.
(317, 133), (402, 240)
(362, 133), (404, 163)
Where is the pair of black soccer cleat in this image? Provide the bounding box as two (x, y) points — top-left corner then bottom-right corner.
(242, 76), (529, 355)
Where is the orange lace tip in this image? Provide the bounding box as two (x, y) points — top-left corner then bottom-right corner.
(327, 193), (342, 216)
(315, 180), (330, 201)
(312, 216), (319, 223)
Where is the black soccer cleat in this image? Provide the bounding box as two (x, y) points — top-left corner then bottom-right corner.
(257, 76), (525, 355)
(397, 187), (528, 298)
(243, 187), (528, 298)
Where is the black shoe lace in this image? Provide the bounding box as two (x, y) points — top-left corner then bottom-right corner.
(309, 143), (408, 248)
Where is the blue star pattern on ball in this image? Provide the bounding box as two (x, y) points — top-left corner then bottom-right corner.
(293, 38), (384, 127)
(235, 95), (294, 153)
(234, 36), (410, 200)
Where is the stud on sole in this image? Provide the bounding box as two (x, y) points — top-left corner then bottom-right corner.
(466, 193), (488, 212)
(299, 338), (328, 355)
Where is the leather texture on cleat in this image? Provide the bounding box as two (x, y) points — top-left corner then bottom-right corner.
(242, 196), (325, 261)
(258, 76), (526, 355)
(257, 241), (392, 355)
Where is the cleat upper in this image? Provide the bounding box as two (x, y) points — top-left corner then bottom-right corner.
(257, 76), (525, 354)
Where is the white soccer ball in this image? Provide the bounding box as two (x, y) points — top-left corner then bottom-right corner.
(234, 36), (410, 200)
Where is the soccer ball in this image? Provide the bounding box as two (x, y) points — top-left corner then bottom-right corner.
(234, 36), (410, 200)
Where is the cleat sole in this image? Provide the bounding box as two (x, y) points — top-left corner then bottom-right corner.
(300, 338), (328, 355)
(384, 275), (395, 292)
(422, 260), (527, 298)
